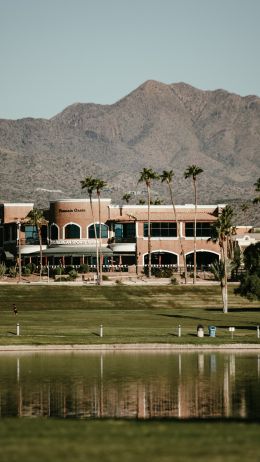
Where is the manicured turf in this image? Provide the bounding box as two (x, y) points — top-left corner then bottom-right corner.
(0, 419), (260, 462)
(0, 285), (259, 345)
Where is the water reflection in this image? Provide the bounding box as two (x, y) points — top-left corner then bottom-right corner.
(0, 352), (260, 419)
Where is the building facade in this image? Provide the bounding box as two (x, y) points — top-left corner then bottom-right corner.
(0, 198), (232, 273)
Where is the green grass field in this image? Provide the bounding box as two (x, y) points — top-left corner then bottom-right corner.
(0, 419), (259, 462)
(0, 285), (259, 345)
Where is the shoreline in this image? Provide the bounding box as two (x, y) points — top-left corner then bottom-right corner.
(1, 343), (260, 352)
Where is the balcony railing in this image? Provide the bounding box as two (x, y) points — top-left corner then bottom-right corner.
(111, 237), (136, 243)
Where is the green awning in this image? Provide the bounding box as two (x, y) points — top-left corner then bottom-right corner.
(39, 246), (113, 257)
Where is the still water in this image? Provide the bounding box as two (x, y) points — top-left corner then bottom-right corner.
(0, 352), (260, 419)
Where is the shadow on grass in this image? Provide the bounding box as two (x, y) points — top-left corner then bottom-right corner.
(158, 313), (213, 322)
(8, 331), (17, 335)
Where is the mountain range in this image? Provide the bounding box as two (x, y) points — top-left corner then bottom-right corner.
(0, 80), (259, 224)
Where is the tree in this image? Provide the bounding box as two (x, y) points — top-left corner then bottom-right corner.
(138, 168), (160, 278)
(235, 242), (260, 301)
(161, 170), (188, 284)
(26, 208), (48, 280)
(253, 178), (260, 204)
(122, 193), (132, 204)
(81, 176), (99, 284)
(184, 165), (204, 284)
(210, 205), (234, 313)
(95, 178), (107, 285)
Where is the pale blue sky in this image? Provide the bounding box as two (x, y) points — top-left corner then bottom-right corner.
(1, 0), (260, 119)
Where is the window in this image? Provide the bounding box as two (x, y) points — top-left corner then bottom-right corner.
(88, 224), (108, 239)
(50, 225), (58, 240)
(143, 222), (177, 237)
(185, 222), (212, 238)
(114, 223), (135, 239)
(65, 224), (80, 239)
(25, 225), (39, 244)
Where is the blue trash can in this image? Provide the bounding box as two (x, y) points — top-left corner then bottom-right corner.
(208, 326), (216, 337)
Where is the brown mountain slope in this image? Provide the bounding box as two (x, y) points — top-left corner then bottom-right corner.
(0, 80), (259, 223)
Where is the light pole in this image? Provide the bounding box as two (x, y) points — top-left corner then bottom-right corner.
(17, 221), (22, 283)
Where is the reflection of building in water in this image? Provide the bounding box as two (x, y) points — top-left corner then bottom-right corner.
(0, 353), (258, 419)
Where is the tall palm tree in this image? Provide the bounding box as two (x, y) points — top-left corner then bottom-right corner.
(95, 178), (107, 285)
(161, 170), (188, 284)
(184, 165), (204, 284)
(210, 205), (234, 313)
(81, 176), (99, 283)
(138, 168), (160, 278)
(253, 177), (260, 204)
(26, 208), (48, 280)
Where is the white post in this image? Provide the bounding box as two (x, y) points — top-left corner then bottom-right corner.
(100, 324), (103, 338)
(178, 324), (181, 337)
(17, 323), (20, 336)
(257, 325), (260, 339)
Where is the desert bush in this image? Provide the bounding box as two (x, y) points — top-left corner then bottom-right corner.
(0, 263), (6, 278)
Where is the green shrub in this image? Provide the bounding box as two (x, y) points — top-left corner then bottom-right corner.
(102, 274), (109, 281)
(144, 267), (174, 278)
(53, 266), (65, 276)
(26, 262), (36, 274)
(78, 264), (90, 274)
(8, 266), (17, 278)
(22, 266), (31, 276)
(68, 269), (78, 280)
(0, 263), (6, 278)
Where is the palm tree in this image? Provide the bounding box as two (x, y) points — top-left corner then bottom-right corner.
(81, 176), (99, 283)
(161, 170), (188, 284)
(184, 165), (204, 283)
(26, 208), (48, 280)
(95, 178), (107, 285)
(210, 205), (234, 313)
(253, 178), (260, 204)
(138, 168), (160, 278)
(122, 193), (132, 204)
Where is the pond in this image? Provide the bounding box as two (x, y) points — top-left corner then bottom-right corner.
(0, 351), (260, 419)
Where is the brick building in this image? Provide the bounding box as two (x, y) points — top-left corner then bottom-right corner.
(0, 198), (229, 273)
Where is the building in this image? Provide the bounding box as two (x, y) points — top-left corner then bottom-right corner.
(0, 199), (229, 273)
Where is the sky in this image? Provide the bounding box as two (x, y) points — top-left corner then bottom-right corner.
(1, 0), (260, 120)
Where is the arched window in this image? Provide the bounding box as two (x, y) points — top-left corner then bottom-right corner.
(88, 224), (108, 239)
(65, 224), (80, 239)
(50, 224), (58, 240)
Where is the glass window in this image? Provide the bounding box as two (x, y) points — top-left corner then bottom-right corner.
(185, 222), (212, 238)
(89, 224), (108, 239)
(143, 222), (177, 237)
(65, 224), (80, 239)
(50, 225), (58, 240)
(25, 225), (39, 244)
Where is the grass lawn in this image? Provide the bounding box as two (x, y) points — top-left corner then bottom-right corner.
(0, 418), (260, 462)
(0, 285), (259, 345)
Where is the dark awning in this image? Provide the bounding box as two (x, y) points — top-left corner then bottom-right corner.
(36, 246), (113, 257)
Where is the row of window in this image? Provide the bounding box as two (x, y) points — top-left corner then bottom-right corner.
(0, 221), (214, 246)
(143, 222), (213, 238)
(52, 222), (213, 239)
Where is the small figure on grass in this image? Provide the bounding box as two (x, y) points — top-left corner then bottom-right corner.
(12, 304), (18, 316)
